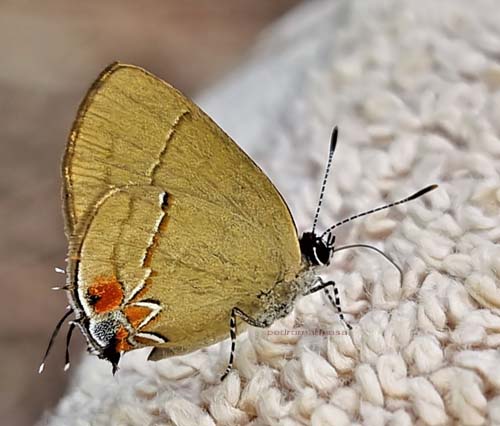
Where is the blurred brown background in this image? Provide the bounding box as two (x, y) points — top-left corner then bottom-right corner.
(0, 1), (301, 425)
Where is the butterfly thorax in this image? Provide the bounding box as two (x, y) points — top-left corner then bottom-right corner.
(252, 260), (318, 326)
(252, 229), (335, 326)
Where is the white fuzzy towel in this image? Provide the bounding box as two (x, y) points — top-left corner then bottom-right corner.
(42, 1), (500, 425)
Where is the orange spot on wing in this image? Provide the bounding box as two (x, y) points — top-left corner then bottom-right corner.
(124, 305), (153, 329)
(115, 326), (131, 352)
(87, 276), (124, 314)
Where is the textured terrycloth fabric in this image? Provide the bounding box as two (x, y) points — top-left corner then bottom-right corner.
(42, 0), (500, 425)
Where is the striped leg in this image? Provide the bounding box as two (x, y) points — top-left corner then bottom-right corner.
(221, 307), (269, 381)
(305, 278), (352, 330)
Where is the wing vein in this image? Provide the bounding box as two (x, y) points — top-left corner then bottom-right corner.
(150, 110), (190, 184)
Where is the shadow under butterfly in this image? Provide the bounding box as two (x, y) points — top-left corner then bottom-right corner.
(40, 63), (438, 380)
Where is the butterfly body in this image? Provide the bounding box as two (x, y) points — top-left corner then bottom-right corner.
(40, 62), (436, 375)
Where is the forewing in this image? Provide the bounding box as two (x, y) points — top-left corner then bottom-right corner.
(63, 63), (189, 236)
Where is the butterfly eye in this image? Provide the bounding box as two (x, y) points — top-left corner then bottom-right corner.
(299, 232), (333, 266)
(313, 239), (333, 266)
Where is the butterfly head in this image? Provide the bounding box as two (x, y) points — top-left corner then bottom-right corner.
(303, 126), (438, 271)
(299, 231), (335, 267)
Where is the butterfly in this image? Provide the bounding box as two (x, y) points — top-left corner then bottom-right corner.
(40, 63), (437, 379)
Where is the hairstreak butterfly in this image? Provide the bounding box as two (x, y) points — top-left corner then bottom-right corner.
(40, 63), (437, 379)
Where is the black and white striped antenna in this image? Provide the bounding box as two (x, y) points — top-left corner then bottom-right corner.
(320, 184), (438, 238)
(311, 126), (338, 234)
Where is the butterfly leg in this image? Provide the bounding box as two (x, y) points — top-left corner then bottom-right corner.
(221, 307), (270, 381)
(305, 278), (352, 330)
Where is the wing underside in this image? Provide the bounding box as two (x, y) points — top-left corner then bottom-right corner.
(64, 63), (302, 353)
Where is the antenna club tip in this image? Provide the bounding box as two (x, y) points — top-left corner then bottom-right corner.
(408, 184), (439, 200)
(329, 126), (339, 149)
(38, 363), (45, 374)
(64, 363), (70, 372)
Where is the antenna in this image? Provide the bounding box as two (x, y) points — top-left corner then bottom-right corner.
(320, 184), (438, 238)
(311, 126), (338, 234)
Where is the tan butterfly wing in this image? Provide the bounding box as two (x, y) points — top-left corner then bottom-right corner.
(64, 63), (302, 355)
